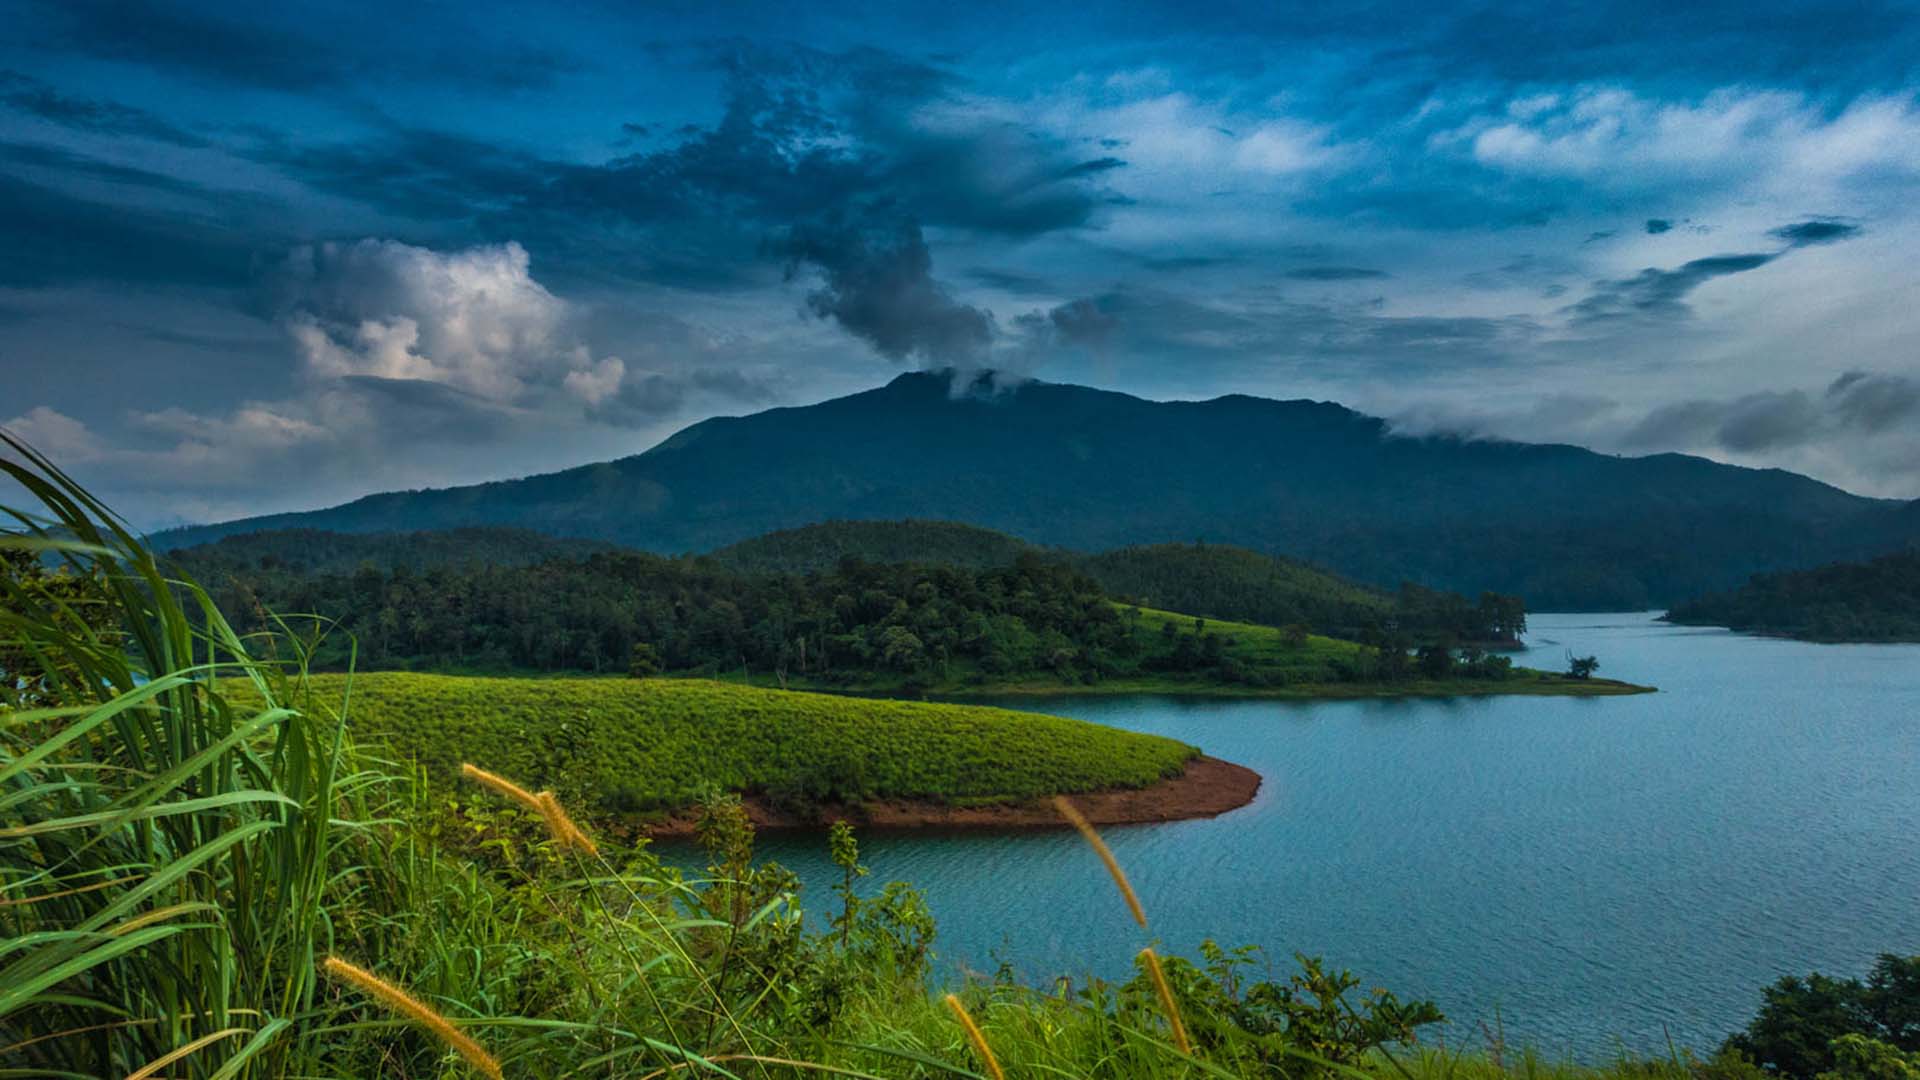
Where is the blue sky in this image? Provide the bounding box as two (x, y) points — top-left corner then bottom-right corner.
(4, 0), (1919, 526)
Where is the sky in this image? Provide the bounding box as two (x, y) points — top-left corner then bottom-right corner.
(3, 0), (1919, 527)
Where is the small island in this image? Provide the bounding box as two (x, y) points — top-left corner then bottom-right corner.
(1666, 549), (1920, 642)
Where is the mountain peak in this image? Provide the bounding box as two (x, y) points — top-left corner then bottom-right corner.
(881, 367), (1036, 400)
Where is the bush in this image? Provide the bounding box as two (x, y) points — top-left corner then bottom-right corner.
(1726, 955), (1920, 1078)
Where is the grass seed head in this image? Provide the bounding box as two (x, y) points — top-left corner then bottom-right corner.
(537, 790), (599, 856)
(1140, 946), (1192, 1055)
(322, 956), (503, 1080)
(461, 763), (544, 815)
(943, 993), (1006, 1080)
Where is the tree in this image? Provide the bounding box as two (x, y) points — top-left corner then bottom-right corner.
(1726, 955), (1920, 1078)
(1566, 653), (1599, 679)
(628, 642), (661, 678)
(877, 626), (926, 672)
(1416, 640), (1455, 679)
(1282, 623), (1310, 648)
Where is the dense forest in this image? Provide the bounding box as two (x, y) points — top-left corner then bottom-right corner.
(715, 523), (1526, 644)
(1665, 548), (1920, 641)
(174, 529), (1532, 689)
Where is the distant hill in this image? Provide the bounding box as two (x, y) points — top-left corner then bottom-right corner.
(710, 519), (1041, 573)
(152, 370), (1920, 609)
(1076, 543), (1392, 637)
(1665, 549), (1920, 641)
(168, 527), (616, 576)
(713, 523), (1409, 638)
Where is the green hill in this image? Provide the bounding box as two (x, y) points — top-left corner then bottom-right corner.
(1665, 548), (1920, 641)
(1079, 542), (1390, 635)
(151, 371), (1920, 609)
(303, 671), (1198, 815)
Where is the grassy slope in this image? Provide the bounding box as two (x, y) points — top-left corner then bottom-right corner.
(771, 605), (1653, 699)
(314, 671), (1199, 812)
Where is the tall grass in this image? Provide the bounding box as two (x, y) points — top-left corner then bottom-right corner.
(1, 433), (1707, 1079)
(0, 431), (363, 1077)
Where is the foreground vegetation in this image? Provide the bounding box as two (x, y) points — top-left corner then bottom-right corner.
(1666, 549), (1920, 641)
(290, 671), (1199, 816)
(0, 440), (1901, 1079)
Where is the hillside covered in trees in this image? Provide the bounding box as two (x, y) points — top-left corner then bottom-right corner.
(1665, 549), (1920, 641)
(171, 528), (1581, 695)
(680, 520), (1519, 644)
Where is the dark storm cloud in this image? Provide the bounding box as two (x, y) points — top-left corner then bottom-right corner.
(1392, 0), (1920, 91)
(775, 217), (993, 367)
(1284, 267), (1390, 281)
(247, 125), (551, 222)
(233, 43), (1123, 295)
(967, 268), (1057, 296)
(1769, 218), (1864, 247)
(1045, 297), (1120, 349)
(1622, 371), (1920, 452)
(16, 0), (571, 92)
(1827, 371), (1920, 432)
(0, 169), (267, 288)
(586, 367), (779, 428)
(1644, 218), (1673, 234)
(0, 70), (207, 145)
(1565, 253), (1774, 326)
(528, 45), (1122, 240)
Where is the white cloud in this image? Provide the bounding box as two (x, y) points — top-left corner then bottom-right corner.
(1447, 86), (1920, 194)
(275, 239), (609, 403)
(562, 354), (626, 405)
(3, 406), (103, 461)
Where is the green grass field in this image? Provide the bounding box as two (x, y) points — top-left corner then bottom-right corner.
(307, 671), (1200, 814)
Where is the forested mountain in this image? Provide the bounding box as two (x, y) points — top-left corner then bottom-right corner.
(1665, 549), (1920, 641)
(153, 371), (1920, 609)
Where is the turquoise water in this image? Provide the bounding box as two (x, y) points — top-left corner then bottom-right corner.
(705, 614), (1920, 1057)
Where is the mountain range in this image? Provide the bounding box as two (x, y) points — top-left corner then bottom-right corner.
(153, 371), (1920, 609)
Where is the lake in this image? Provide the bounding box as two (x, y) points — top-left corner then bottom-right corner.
(704, 613), (1920, 1058)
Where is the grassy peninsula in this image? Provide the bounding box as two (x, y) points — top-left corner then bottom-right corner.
(293, 671), (1206, 821)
